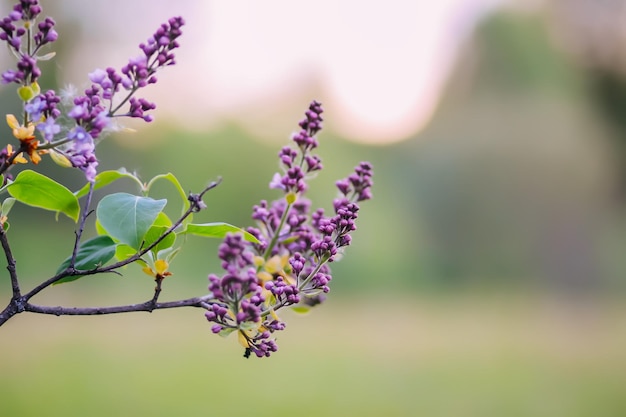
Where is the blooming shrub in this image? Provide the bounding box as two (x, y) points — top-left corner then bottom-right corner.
(0, 0), (373, 358)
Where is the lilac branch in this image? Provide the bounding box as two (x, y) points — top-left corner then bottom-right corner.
(0, 179), (221, 328)
(0, 142), (29, 177)
(25, 294), (214, 316)
(23, 178), (221, 301)
(149, 276), (164, 307)
(0, 224), (20, 299)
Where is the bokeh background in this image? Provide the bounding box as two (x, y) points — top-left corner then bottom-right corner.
(1, 0), (626, 416)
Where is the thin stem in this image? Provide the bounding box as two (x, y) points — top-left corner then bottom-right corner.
(262, 200), (293, 259)
(38, 137), (72, 150)
(70, 181), (95, 267)
(109, 84), (140, 116)
(0, 224), (20, 299)
(297, 254), (329, 290)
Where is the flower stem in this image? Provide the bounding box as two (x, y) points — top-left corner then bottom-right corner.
(262, 200), (293, 260)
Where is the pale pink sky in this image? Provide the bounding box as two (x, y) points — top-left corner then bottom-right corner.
(5, 0), (507, 144)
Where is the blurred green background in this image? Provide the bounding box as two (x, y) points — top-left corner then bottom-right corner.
(2, 1), (626, 416)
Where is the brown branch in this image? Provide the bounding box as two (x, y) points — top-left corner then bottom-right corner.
(0, 142), (28, 177)
(150, 277), (164, 307)
(0, 179), (222, 327)
(0, 223), (20, 299)
(24, 294), (214, 316)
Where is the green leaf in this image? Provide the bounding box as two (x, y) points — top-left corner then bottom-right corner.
(218, 327), (237, 338)
(143, 212), (175, 256)
(37, 51), (56, 61)
(115, 243), (140, 264)
(144, 224), (176, 256)
(7, 170), (80, 222)
(75, 169), (143, 198)
(145, 173), (189, 214)
(95, 218), (107, 236)
(54, 235), (117, 283)
(240, 321), (261, 331)
(161, 246), (181, 264)
(96, 193), (167, 249)
(184, 222), (259, 243)
(291, 306), (311, 314)
(1, 198), (16, 216)
(18, 85), (35, 101)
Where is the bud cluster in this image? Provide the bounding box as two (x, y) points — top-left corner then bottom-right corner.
(205, 101), (373, 358)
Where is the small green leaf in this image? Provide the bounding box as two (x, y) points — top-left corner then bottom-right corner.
(31, 81), (41, 95)
(152, 211), (173, 228)
(54, 235), (117, 283)
(184, 222), (259, 243)
(161, 247), (181, 264)
(239, 321), (258, 331)
(1, 198), (16, 216)
(75, 169), (143, 198)
(115, 243), (140, 264)
(37, 51), (56, 61)
(218, 327), (237, 338)
(144, 225), (176, 256)
(7, 170), (80, 222)
(142, 212), (175, 256)
(97, 193), (167, 249)
(291, 306), (311, 314)
(18, 85), (35, 101)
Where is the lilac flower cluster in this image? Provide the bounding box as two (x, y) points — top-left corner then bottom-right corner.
(0, 0), (56, 85)
(269, 101), (324, 193)
(0, 1), (184, 182)
(205, 234), (278, 358)
(58, 15), (184, 181)
(205, 100), (373, 358)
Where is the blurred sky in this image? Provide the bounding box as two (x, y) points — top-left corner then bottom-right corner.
(34, 0), (510, 144)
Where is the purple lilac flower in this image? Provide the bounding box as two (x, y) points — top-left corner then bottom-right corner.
(0, 14), (23, 50)
(336, 161), (374, 202)
(33, 16), (57, 47)
(127, 97), (156, 122)
(15, 55), (40, 84)
(54, 16), (183, 183)
(36, 116), (60, 142)
(0, 1), (56, 85)
(293, 100), (323, 151)
(39, 90), (61, 118)
(13, 0), (42, 21)
(24, 96), (46, 120)
(64, 126), (98, 182)
(77, 16), (184, 129)
(206, 100), (373, 358)
(204, 234), (279, 357)
(1, 70), (20, 84)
